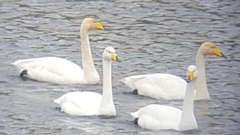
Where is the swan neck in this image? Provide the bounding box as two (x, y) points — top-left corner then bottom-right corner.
(98, 59), (116, 116)
(178, 79), (198, 131)
(195, 52), (210, 100)
(80, 28), (99, 83)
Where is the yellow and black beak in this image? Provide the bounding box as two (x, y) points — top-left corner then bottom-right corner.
(96, 21), (104, 30)
(111, 53), (117, 61)
(187, 71), (194, 81)
(213, 48), (227, 58)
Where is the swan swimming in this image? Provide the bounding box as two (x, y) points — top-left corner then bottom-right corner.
(54, 47), (117, 116)
(12, 18), (104, 84)
(131, 65), (199, 131)
(122, 42), (226, 100)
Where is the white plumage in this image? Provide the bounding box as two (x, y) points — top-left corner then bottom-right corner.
(13, 57), (84, 84)
(131, 65), (199, 131)
(54, 47), (117, 116)
(12, 18), (104, 84)
(122, 42), (226, 100)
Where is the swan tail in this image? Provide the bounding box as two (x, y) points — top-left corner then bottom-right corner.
(130, 111), (138, 118)
(54, 98), (61, 104)
(11, 60), (27, 72)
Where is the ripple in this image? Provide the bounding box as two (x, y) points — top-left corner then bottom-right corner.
(0, 0), (239, 135)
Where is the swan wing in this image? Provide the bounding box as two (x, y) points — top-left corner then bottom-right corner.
(131, 104), (181, 130)
(12, 57), (84, 84)
(54, 91), (102, 116)
(123, 74), (187, 100)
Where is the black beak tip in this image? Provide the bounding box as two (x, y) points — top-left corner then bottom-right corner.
(116, 58), (121, 62)
(221, 53), (227, 59)
(184, 78), (190, 83)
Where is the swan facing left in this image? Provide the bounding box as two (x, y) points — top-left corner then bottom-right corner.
(12, 18), (104, 84)
(54, 47), (117, 116)
(131, 65), (198, 131)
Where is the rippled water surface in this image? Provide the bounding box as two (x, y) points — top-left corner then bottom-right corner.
(0, 0), (240, 135)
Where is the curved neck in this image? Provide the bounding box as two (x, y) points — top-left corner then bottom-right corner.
(98, 59), (116, 116)
(178, 79), (198, 131)
(195, 52), (210, 100)
(80, 28), (98, 83)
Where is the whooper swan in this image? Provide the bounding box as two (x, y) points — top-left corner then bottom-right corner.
(131, 65), (198, 131)
(122, 42), (226, 100)
(12, 18), (104, 84)
(54, 47), (117, 116)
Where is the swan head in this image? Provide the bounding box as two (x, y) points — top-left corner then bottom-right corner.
(82, 18), (104, 31)
(187, 65), (198, 81)
(103, 47), (117, 61)
(200, 42), (226, 58)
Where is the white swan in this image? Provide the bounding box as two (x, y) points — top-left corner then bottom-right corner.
(12, 18), (104, 84)
(54, 47), (117, 116)
(122, 42), (226, 100)
(131, 65), (198, 131)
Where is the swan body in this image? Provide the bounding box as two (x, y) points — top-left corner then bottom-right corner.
(12, 18), (104, 84)
(122, 42), (226, 100)
(131, 65), (198, 131)
(54, 47), (117, 116)
(54, 92), (102, 115)
(122, 74), (186, 100)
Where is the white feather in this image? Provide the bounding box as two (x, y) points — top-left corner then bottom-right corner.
(131, 65), (199, 131)
(12, 18), (103, 84)
(122, 42), (225, 100)
(54, 47), (117, 116)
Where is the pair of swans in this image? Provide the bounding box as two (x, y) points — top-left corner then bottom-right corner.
(13, 18), (118, 116)
(54, 47), (117, 116)
(122, 42), (226, 100)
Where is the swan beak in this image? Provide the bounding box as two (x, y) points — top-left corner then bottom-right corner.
(187, 71), (194, 81)
(96, 22), (104, 30)
(111, 53), (117, 61)
(213, 48), (227, 58)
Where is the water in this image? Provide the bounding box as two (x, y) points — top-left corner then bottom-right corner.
(0, 0), (239, 134)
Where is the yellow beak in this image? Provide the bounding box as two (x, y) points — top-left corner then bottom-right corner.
(96, 22), (104, 30)
(111, 53), (117, 61)
(187, 71), (194, 81)
(213, 48), (223, 57)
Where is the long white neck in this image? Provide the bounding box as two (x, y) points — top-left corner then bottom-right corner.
(98, 59), (116, 116)
(80, 28), (99, 83)
(178, 79), (198, 131)
(195, 51), (210, 100)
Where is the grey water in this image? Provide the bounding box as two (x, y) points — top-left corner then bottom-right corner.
(0, 0), (239, 135)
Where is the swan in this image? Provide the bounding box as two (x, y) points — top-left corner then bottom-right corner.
(12, 18), (104, 84)
(54, 47), (117, 116)
(131, 65), (198, 131)
(121, 42), (226, 100)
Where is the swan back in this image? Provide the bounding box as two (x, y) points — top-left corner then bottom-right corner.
(131, 104), (181, 130)
(122, 73), (187, 100)
(54, 92), (102, 116)
(12, 57), (84, 84)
